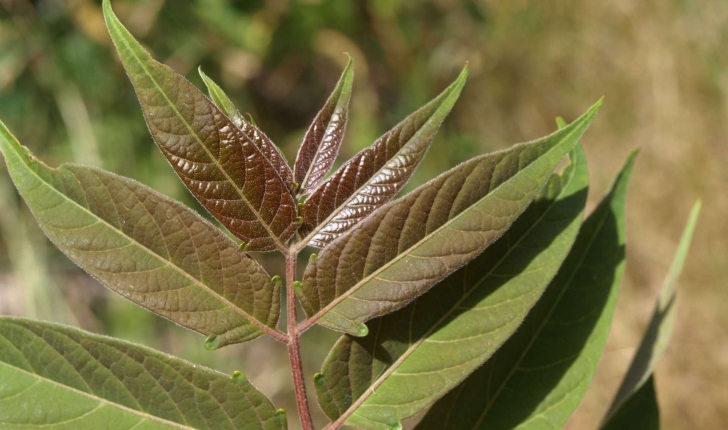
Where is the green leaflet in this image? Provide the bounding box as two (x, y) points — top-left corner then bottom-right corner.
(0, 120), (284, 347)
(198, 67), (247, 129)
(315, 145), (589, 429)
(0, 318), (286, 430)
(298, 100), (603, 336)
(299, 67), (467, 248)
(601, 201), (701, 427)
(197, 67), (294, 190)
(602, 377), (660, 430)
(294, 56), (354, 195)
(416, 150), (637, 430)
(103, 0), (297, 252)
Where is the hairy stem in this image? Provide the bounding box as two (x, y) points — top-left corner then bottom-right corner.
(286, 252), (315, 430)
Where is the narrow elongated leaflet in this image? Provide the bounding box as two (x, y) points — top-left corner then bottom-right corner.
(294, 56), (354, 195)
(417, 151), (637, 430)
(103, 0), (297, 252)
(315, 145), (589, 430)
(602, 201), (701, 427)
(0, 318), (287, 430)
(299, 67), (467, 248)
(198, 67), (294, 191)
(298, 100), (602, 335)
(0, 121), (283, 347)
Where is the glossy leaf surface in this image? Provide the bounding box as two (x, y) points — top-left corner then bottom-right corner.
(602, 377), (660, 430)
(299, 67), (467, 248)
(298, 101), (602, 335)
(417, 151), (637, 430)
(315, 145), (589, 430)
(0, 318), (286, 430)
(602, 201), (700, 426)
(198, 67), (294, 191)
(103, 0), (297, 252)
(0, 121), (283, 347)
(294, 57), (354, 195)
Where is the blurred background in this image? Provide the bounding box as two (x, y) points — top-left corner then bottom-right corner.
(0, 0), (725, 428)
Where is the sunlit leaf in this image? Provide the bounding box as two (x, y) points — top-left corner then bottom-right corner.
(601, 200), (701, 427)
(297, 100), (602, 336)
(294, 56), (354, 195)
(0, 121), (285, 348)
(314, 145), (589, 430)
(416, 150), (637, 430)
(198, 67), (294, 191)
(103, 0), (297, 252)
(299, 67), (467, 248)
(0, 318), (287, 430)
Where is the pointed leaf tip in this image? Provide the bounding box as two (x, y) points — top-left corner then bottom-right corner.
(294, 57), (355, 194)
(104, 0), (298, 251)
(602, 198), (700, 427)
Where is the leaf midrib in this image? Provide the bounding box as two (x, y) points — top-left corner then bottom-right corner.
(323, 157), (580, 429)
(0, 360), (192, 430)
(110, 20), (287, 253)
(3, 135), (283, 342)
(303, 124), (582, 331)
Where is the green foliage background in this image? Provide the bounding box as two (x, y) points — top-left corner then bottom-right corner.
(0, 0), (723, 428)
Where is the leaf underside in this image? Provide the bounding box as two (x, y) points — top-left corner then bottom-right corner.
(602, 200), (700, 427)
(0, 121), (280, 348)
(315, 144), (590, 430)
(298, 100), (602, 335)
(299, 67), (467, 248)
(0, 318), (286, 430)
(294, 56), (354, 196)
(417, 150), (637, 430)
(104, 0), (297, 252)
(198, 67), (294, 191)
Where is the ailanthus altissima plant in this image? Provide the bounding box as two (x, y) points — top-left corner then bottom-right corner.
(0, 1), (701, 429)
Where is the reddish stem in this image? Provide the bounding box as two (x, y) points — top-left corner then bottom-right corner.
(286, 253), (315, 430)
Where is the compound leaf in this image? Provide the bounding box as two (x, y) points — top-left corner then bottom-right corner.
(294, 56), (354, 195)
(198, 67), (294, 191)
(299, 67), (467, 248)
(416, 150), (637, 430)
(0, 318), (287, 430)
(315, 144), (589, 430)
(103, 0), (297, 252)
(601, 200), (701, 427)
(0, 121), (284, 348)
(298, 100), (602, 335)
